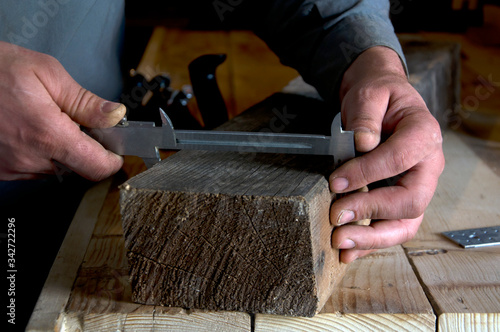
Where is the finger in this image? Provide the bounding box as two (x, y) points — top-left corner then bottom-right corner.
(0, 171), (50, 181)
(49, 114), (123, 181)
(330, 111), (442, 193)
(331, 155), (443, 225)
(332, 215), (423, 255)
(341, 82), (388, 152)
(35, 55), (126, 128)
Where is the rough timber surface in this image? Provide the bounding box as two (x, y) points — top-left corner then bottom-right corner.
(120, 93), (344, 317)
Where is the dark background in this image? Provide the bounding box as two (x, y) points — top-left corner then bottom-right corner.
(120, 0), (497, 75)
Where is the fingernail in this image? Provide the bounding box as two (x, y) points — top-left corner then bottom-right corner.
(354, 128), (379, 152)
(101, 101), (124, 113)
(332, 177), (349, 192)
(113, 153), (124, 163)
(339, 239), (356, 249)
(337, 210), (355, 225)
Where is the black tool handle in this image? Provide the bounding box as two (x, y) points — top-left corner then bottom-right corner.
(188, 54), (228, 129)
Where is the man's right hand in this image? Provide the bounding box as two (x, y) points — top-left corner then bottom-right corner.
(0, 41), (125, 181)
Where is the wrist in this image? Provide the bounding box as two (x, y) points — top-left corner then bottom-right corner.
(340, 46), (407, 99)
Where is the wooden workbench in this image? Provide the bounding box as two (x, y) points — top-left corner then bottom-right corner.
(27, 28), (500, 331)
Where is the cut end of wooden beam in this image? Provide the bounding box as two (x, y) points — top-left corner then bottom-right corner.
(120, 150), (345, 317)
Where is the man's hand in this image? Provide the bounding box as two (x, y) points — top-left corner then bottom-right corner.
(330, 46), (445, 263)
(0, 41), (125, 181)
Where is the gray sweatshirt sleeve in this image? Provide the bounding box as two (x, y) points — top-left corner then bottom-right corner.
(248, 0), (407, 105)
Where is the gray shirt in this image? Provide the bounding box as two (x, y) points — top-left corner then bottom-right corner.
(0, 0), (404, 105)
(0, 0), (125, 101)
(242, 0), (407, 105)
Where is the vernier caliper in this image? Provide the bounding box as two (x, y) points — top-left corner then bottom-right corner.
(85, 109), (355, 168)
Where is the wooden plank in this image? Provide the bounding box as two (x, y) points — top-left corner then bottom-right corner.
(26, 179), (112, 332)
(256, 313), (433, 332)
(438, 313), (500, 332)
(403, 131), (500, 331)
(62, 308), (250, 332)
(228, 31), (298, 117)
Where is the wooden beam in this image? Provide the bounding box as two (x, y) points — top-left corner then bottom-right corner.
(120, 93), (346, 317)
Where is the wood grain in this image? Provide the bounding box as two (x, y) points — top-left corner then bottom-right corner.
(120, 94), (345, 316)
(63, 173), (252, 331)
(256, 246), (435, 332)
(404, 131), (500, 331)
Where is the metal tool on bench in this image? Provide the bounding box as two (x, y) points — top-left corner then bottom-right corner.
(121, 54), (229, 131)
(442, 226), (500, 248)
(84, 109), (355, 169)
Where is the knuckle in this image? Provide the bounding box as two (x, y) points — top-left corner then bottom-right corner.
(356, 158), (372, 187)
(389, 148), (409, 174)
(365, 200), (380, 220)
(35, 52), (63, 74)
(367, 233), (384, 250)
(87, 167), (112, 181)
(406, 190), (429, 218)
(39, 53), (59, 66)
(438, 153), (446, 173)
(354, 80), (388, 102)
(427, 117), (443, 146)
(67, 88), (94, 118)
(399, 220), (420, 242)
(73, 142), (111, 181)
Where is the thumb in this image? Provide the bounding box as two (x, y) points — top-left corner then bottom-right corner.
(38, 56), (126, 128)
(341, 86), (387, 153)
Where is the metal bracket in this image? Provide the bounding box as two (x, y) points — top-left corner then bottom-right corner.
(442, 226), (500, 248)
